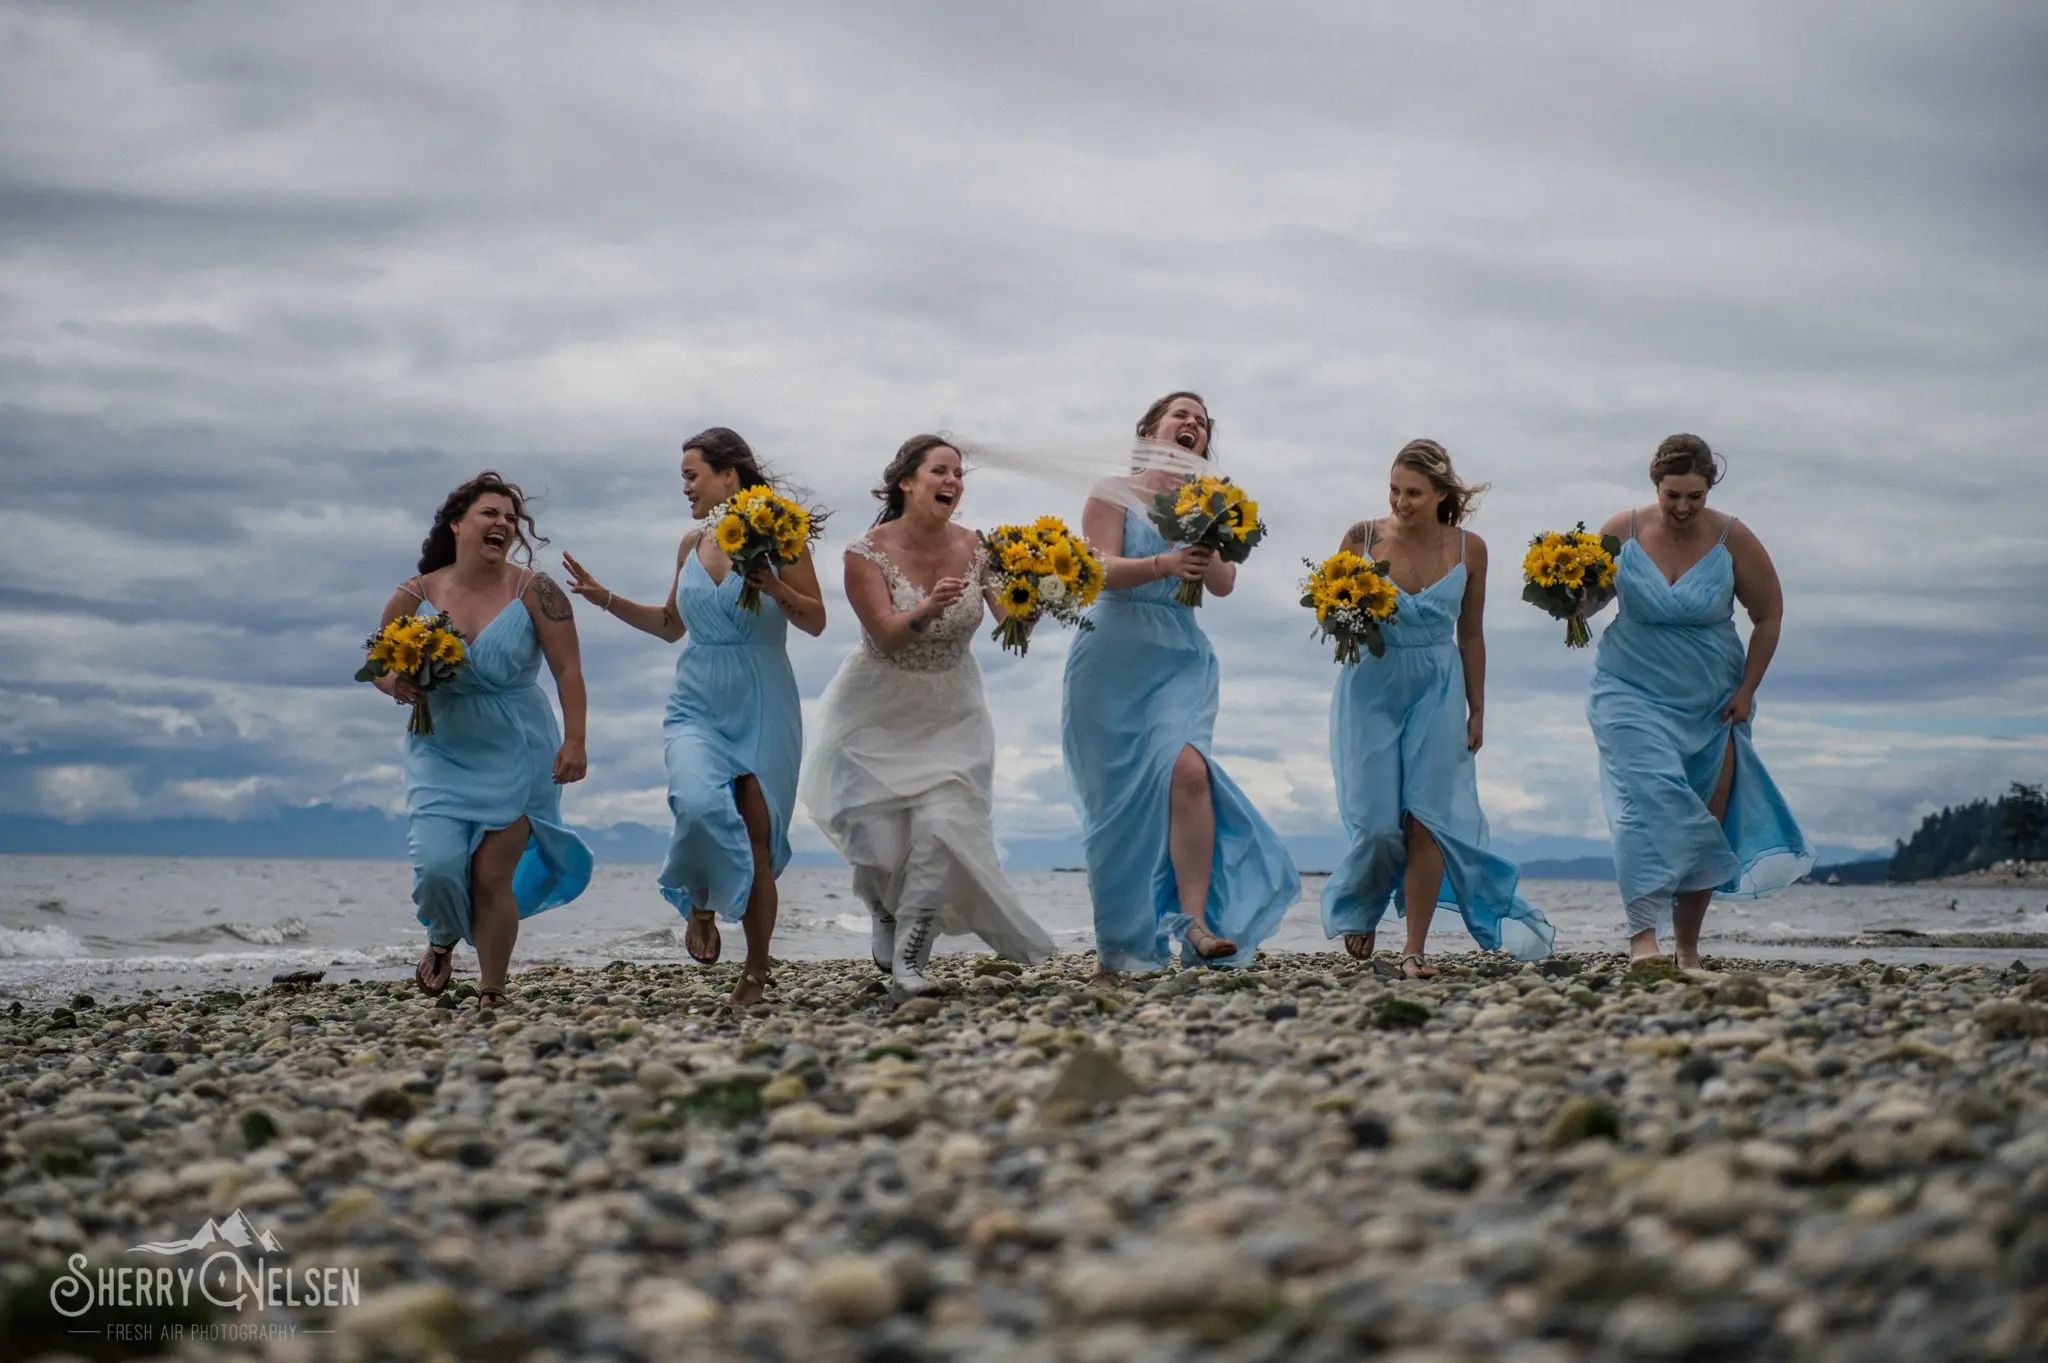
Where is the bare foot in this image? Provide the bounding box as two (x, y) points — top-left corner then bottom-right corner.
(1675, 950), (1706, 972)
(727, 969), (769, 1007)
(1185, 924), (1238, 961)
(684, 911), (722, 965)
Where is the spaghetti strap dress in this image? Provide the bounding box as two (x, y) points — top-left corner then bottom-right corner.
(1060, 506), (1300, 973)
(1587, 512), (1813, 936)
(1321, 528), (1555, 959)
(403, 574), (592, 947)
(658, 547), (803, 920)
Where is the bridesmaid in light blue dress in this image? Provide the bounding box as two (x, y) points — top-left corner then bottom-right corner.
(1063, 392), (1300, 986)
(565, 428), (825, 1006)
(1588, 433), (1811, 968)
(1322, 440), (1555, 974)
(373, 472), (592, 1009)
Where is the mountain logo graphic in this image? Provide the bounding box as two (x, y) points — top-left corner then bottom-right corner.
(128, 1209), (284, 1256)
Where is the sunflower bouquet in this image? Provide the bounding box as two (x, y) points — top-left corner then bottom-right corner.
(1145, 473), (1267, 607)
(356, 612), (467, 736)
(978, 516), (1104, 656)
(709, 486), (824, 612)
(1522, 522), (1621, 647)
(1301, 551), (1400, 664)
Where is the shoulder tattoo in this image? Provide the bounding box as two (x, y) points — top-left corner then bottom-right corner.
(530, 572), (574, 621)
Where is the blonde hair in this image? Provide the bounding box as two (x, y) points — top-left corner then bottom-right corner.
(1650, 433), (1724, 487)
(1392, 438), (1486, 525)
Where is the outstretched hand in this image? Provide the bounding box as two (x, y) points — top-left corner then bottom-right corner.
(561, 552), (607, 605)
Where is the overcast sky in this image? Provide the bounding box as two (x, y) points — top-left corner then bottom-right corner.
(2, 1), (2044, 857)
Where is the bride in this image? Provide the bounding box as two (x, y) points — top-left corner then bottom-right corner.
(800, 434), (1055, 999)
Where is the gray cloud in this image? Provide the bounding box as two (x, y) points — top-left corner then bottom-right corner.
(1, 1), (2043, 851)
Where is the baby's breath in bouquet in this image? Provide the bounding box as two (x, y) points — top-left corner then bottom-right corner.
(1301, 551), (1400, 664)
(710, 486), (825, 611)
(979, 516), (1104, 656)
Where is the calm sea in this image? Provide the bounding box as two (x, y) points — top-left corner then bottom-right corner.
(3, 856), (2046, 1004)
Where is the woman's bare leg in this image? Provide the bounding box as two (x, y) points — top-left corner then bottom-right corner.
(1400, 816), (1443, 977)
(469, 817), (530, 994)
(1674, 735), (1739, 970)
(730, 776), (778, 1006)
(1169, 746), (1235, 960)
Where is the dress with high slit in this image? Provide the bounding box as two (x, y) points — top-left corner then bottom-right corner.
(659, 548), (802, 919)
(1061, 506), (1300, 973)
(402, 575), (592, 947)
(799, 536), (1054, 964)
(1320, 528), (1555, 960)
(1587, 513), (1812, 936)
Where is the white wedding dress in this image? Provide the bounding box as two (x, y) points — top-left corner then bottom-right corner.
(799, 535), (1055, 994)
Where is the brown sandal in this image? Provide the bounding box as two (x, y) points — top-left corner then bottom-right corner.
(726, 969), (771, 1007)
(477, 987), (509, 1010)
(1343, 932), (1377, 962)
(1399, 953), (1437, 980)
(416, 943), (455, 995)
(1184, 924), (1238, 962)
(684, 911), (722, 966)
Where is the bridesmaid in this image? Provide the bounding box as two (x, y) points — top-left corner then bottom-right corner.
(564, 428), (825, 1006)
(1588, 434), (1812, 967)
(1321, 440), (1555, 975)
(372, 472), (593, 1009)
(1062, 391), (1300, 988)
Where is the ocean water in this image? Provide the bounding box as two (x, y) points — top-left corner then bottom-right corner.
(3, 855), (2046, 1005)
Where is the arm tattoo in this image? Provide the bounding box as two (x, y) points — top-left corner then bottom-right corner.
(660, 607), (676, 631)
(531, 572), (574, 622)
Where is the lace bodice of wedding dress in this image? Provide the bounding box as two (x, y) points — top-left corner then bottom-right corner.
(848, 536), (987, 673)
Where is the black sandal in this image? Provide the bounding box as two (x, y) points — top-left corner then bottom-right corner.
(684, 911), (723, 966)
(415, 943), (455, 995)
(477, 987), (509, 1010)
(1344, 932), (1377, 962)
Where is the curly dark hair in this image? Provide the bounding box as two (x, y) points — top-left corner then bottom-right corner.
(871, 435), (959, 527)
(418, 471), (545, 574)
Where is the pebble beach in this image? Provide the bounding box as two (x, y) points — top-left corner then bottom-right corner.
(5, 950), (2048, 1363)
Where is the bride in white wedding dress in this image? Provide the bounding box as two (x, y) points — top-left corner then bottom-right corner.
(799, 435), (1055, 999)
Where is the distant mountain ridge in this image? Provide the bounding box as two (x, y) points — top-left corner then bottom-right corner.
(0, 805), (1877, 878)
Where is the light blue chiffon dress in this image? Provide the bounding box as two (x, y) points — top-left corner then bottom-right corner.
(659, 549), (802, 919)
(403, 576), (592, 947)
(1320, 530), (1555, 960)
(1061, 507), (1300, 973)
(1588, 513), (1812, 936)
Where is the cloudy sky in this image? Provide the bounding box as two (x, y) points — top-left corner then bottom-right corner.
(3, 1), (2044, 859)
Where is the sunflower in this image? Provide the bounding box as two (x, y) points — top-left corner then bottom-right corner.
(715, 514), (749, 555)
(747, 501), (780, 533)
(431, 632), (466, 666)
(1003, 578), (1038, 616)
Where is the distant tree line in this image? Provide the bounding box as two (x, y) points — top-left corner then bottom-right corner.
(1881, 782), (2048, 882)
